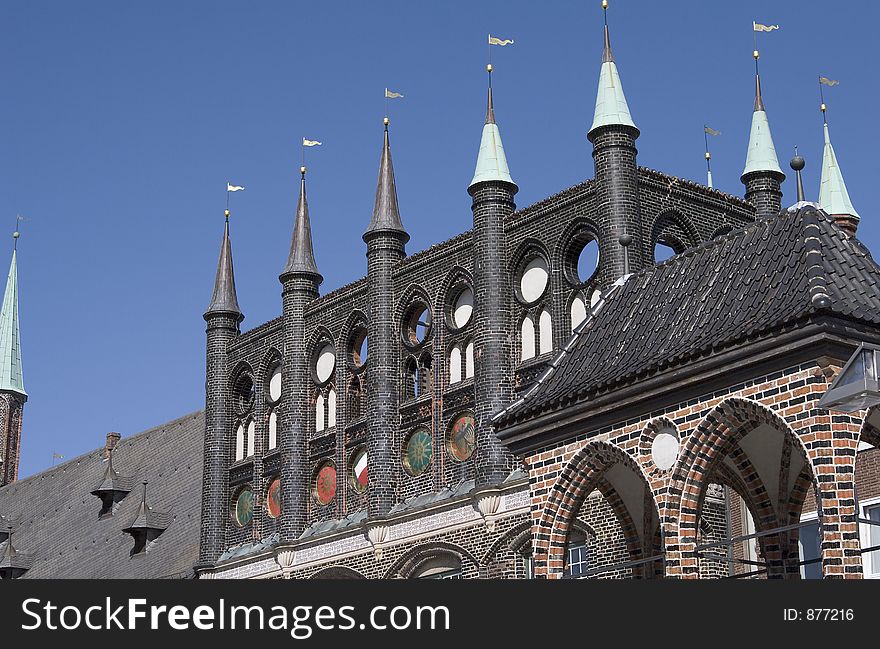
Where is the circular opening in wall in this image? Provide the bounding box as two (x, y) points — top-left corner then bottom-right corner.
(403, 302), (432, 348)
(231, 485), (254, 527)
(349, 327), (368, 370)
(267, 362), (282, 404)
(234, 373), (255, 415)
(349, 447), (368, 493)
(313, 462), (337, 506)
(314, 343), (336, 385)
(447, 412), (476, 462)
(403, 427), (433, 476)
(651, 426), (680, 471)
(449, 286), (473, 330)
(562, 228), (600, 286)
(266, 477), (281, 518)
(518, 255), (549, 304)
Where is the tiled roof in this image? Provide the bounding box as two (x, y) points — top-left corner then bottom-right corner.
(495, 206), (880, 426)
(0, 411), (204, 578)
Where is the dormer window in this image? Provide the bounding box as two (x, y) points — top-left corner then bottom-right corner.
(90, 445), (133, 518)
(122, 483), (169, 557)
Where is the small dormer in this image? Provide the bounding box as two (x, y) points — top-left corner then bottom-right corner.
(0, 528), (33, 579)
(122, 482), (170, 556)
(90, 434), (134, 518)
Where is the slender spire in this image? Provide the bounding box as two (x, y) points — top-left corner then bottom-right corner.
(205, 211), (243, 319)
(791, 148), (806, 203)
(282, 167), (323, 279)
(469, 65), (515, 189)
(589, 1), (636, 134)
(819, 109), (859, 224)
(0, 228), (25, 396)
(364, 118), (409, 240)
(741, 49), (783, 179)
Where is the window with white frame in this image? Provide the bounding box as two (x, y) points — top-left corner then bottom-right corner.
(798, 513), (822, 580)
(563, 536), (589, 578)
(862, 499), (880, 578)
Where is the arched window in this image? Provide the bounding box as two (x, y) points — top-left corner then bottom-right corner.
(449, 345), (462, 385)
(246, 419), (256, 457)
(348, 377), (363, 420)
(521, 315), (536, 361)
(416, 354), (433, 396)
(414, 555), (463, 580)
(464, 340), (474, 379)
(235, 422), (244, 462)
(316, 393), (325, 432)
(403, 358), (417, 400)
(268, 410), (277, 450)
(539, 308), (553, 355)
(327, 388), (337, 428)
(570, 294), (587, 331)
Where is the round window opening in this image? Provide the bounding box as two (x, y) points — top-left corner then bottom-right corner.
(403, 427), (433, 476)
(447, 413), (476, 462)
(403, 303), (432, 347)
(350, 447), (368, 493)
(232, 486), (254, 527)
(576, 240), (600, 282)
(519, 256), (549, 304)
(350, 327), (368, 369)
(266, 477), (282, 518)
(314, 343), (336, 384)
(651, 427), (680, 471)
(268, 363), (282, 404)
(451, 286), (473, 329)
(314, 462), (337, 506)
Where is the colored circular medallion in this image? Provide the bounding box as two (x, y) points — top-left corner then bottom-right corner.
(314, 463), (337, 505)
(351, 448), (368, 492)
(403, 428), (433, 476)
(233, 487), (254, 527)
(266, 478), (281, 518)
(448, 413), (476, 462)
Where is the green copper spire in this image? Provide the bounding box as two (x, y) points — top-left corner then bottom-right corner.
(741, 69), (783, 179)
(588, 7), (636, 134)
(469, 65), (515, 189)
(0, 244), (25, 396)
(819, 121), (859, 223)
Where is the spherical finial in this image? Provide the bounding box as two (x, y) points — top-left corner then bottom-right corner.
(820, 102), (827, 113)
(486, 63), (493, 73)
(618, 234), (633, 248)
(705, 151), (711, 160)
(300, 165), (306, 175)
(753, 49), (760, 60)
(602, 0), (608, 8)
(383, 116), (390, 126)
(12, 231), (19, 240)
(223, 209), (230, 218)
(790, 155), (805, 172)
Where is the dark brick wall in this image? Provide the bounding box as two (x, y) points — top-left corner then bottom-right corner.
(743, 171), (784, 220)
(0, 392), (25, 487)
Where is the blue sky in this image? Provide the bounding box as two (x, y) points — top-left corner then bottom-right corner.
(2, 0), (877, 477)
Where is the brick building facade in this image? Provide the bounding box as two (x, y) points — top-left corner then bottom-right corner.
(1, 8), (875, 580)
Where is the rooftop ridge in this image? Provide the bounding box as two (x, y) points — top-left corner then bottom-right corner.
(637, 166), (755, 210)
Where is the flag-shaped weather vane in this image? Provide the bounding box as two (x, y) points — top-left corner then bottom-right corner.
(703, 126), (721, 188)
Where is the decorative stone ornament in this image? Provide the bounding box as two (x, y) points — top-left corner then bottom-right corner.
(275, 548), (296, 578)
(474, 490), (503, 531)
(366, 524), (390, 558)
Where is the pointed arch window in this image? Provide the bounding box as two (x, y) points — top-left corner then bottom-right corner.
(539, 309), (552, 354)
(520, 315), (536, 361)
(348, 376), (363, 421)
(570, 294), (587, 331)
(246, 419), (256, 457)
(268, 410), (278, 450)
(465, 340), (474, 378)
(316, 393), (326, 433)
(327, 388), (337, 429)
(234, 422), (245, 462)
(449, 345), (463, 385)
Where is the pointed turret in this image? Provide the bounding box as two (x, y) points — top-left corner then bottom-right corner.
(469, 68), (516, 189)
(281, 168), (323, 281)
(741, 52), (785, 219)
(819, 118), (860, 235)
(0, 246), (24, 396)
(364, 119), (409, 243)
(587, 2), (646, 284)
(588, 17), (637, 135)
(0, 230), (28, 487)
(205, 214), (243, 320)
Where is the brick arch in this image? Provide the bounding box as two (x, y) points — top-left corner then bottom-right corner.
(382, 541), (478, 579)
(858, 408), (880, 448)
(309, 566), (366, 579)
(552, 216), (602, 286)
(669, 397), (817, 578)
(482, 520), (532, 565)
(339, 309), (369, 373)
(649, 209), (700, 255)
(434, 265), (473, 323)
(533, 440), (660, 579)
